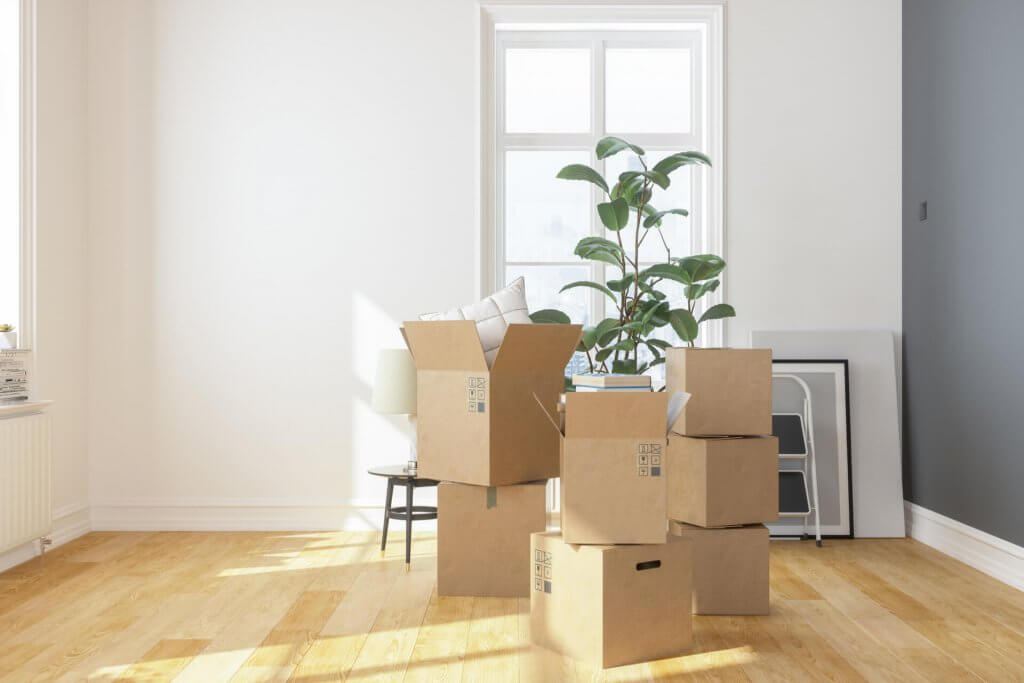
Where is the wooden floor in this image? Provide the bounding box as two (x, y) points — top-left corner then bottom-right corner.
(1, 532), (1023, 682)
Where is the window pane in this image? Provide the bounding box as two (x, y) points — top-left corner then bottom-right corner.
(505, 48), (590, 133)
(606, 48), (691, 133)
(0, 0), (18, 334)
(506, 264), (590, 325)
(605, 153), (692, 262)
(505, 150), (590, 262)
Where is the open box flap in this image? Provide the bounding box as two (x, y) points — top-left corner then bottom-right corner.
(533, 393), (565, 437)
(490, 323), (583, 375)
(402, 320), (488, 372)
(564, 392), (668, 439)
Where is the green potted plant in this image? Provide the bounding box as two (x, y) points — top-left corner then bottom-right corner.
(529, 136), (734, 376)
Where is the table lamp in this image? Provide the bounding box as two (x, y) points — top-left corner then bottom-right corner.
(372, 348), (418, 473)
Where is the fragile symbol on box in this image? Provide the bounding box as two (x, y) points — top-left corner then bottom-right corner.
(533, 549), (552, 593)
(638, 443), (662, 477)
(466, 377), (487, 414)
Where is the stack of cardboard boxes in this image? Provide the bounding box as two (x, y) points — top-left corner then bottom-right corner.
(664, 348), (778, 615)
(402, 320), (581, 597)
(532, 390), (693, 668)
(403, 319), (777, 668)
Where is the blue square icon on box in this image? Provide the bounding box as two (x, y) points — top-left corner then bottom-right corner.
(651, 466), (661, 477)
(477, 403), (486, 413)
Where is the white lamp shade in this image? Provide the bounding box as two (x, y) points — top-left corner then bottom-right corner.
(372, 348), (417, 414)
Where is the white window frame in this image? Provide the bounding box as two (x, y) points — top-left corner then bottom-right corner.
(481, 3), (725, 346)
(5, 0), (36, 349)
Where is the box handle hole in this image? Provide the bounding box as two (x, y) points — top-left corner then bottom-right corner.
(636, 560), (661, 571)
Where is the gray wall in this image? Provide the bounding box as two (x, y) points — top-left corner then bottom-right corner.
(904, 0), (1024, 545)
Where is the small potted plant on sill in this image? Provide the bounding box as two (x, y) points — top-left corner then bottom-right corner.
(529, 136), (735, 376)
(0, 324), (15, 350)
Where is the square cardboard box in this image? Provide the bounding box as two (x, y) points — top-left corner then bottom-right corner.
(538, 391), (668, 545)
(530, 531), (692, 668)
(403, 321), (581, 486)
(665, 348), (773, 436)
(438, 481), (547, 597)
(667, 435), (779, 528)
(669, 522), (770, 615)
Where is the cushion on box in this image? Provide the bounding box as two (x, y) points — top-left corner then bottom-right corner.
(419, 277), (531, 366)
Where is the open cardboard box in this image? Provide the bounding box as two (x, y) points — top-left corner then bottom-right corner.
(669, 522), (770, 615)
(530, 531), (692, 668)
(665, 348), (773, 436)
(667, 435), (779, 528)
(537, 391), (670, 545)
(438, 481), (546, 597)
(403, 321), (581, 486)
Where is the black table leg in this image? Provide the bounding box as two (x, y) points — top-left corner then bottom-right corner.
(405, 479), (413, 571)
(381, 478), (394, 556)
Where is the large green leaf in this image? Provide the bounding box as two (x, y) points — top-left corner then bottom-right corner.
(597, 198), (630, 231)
(596, 136), (645, 159)
(618, 170), (670, 190)
(641, 263), (692, 285)
(668, 308), (699, 342)
(556, 163), (609, 193)
(529, 309), (570, 324)
(611, 175), (645, 202)
(646, 338), (671, 350)
(611, 358), (638, 374)
(560, 280), (616, 302)
(594, 317), (622, 346)
(643, 208), (689, 228)
(638, 280), (667, 300)
(684, 279), (720, 301)
(606, 276), (634, 292)
(677, 254), (725, 282)
(698, 303), (737, 323)
(574, 237), (624, 268)
(595, 347), (615, 363)
(652, 151), (712, 176)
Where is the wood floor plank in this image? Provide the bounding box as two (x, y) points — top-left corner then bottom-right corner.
(114, 638), (211, 681)
(344, 559), (435, 681)
(1, 532), (1022, 682)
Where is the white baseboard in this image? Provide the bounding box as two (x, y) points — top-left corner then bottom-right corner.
(0, 502), (92, 574)
(904, 501), (1024, 592)
(89, 498), (429, 532)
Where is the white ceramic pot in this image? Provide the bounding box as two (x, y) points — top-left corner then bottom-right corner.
(0, 331), (17, 350)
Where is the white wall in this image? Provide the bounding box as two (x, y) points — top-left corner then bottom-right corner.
(725, 0), (902, 344)
(34, 0), (91, 534)
(86, 0), (479, 528)
(67, 0), (900, 530)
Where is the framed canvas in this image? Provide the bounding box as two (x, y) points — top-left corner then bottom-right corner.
(769, 360), (853, 539)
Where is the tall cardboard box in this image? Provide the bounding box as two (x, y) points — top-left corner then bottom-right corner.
(669, 522), (770, 615)
(403, 321), (581, 486)
(438, 481), (546, 597)
(667, 435), (779, 527)
(665, 348), (772, 436)
(530, 532), (692, 668)
(538, 392), (668, 545)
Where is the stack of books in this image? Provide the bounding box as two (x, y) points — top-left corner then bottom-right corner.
(0, 353), (29, 403)
(571, 373), (652, 392)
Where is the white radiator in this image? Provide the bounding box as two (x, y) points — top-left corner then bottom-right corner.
(0, 412), (52, 554)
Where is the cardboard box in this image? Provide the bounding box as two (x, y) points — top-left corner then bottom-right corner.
(665, 348), (773, 436)
(669, 522), (770, 615)
(667, 435), (779, 527)
(403, 321), (581, 486)
(538, 392), (668, 545)
(437, 481), (547, 597)
(530, 531), (692, 668)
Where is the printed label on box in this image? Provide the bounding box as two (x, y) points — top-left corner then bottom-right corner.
(466, 377), (487, 413)
(638, 443), (662, 477)
(533, 549), (552, 593)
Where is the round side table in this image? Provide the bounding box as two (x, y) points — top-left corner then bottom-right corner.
(367, 465), (438, 570)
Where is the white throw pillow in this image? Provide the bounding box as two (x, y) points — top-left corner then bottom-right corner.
(420, 277), (531, 367)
